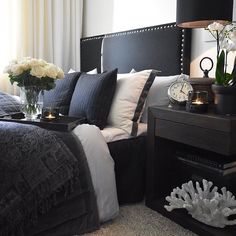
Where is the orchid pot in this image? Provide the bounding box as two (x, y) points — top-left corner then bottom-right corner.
(206, 22), (236, 115)
(212, 84), (236, 115)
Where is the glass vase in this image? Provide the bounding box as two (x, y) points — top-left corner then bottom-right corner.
(20, 86), (43, 120)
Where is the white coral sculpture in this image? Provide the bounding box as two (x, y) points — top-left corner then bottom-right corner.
(164, 179), (236, 228)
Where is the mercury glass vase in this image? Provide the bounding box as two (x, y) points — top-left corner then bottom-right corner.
(20, 86), (43, 120)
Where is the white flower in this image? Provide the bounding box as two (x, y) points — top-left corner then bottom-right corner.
(28, 58), (41, 67)
(207, 22), (236, 85)
(221, 39), (236, 52)
(207, 22), (225, 32)
(44, 63), (59, 79)
(38, 59), (47, 66)
(20, 62), (30, 71)
(229, 31), (236, 41)
(3, 57), (64, 90)
(57, 68), (64, 79)
(30, 65), (45, 78)
(11, 64), (24, 76)
(227, 40), (236, 52)
(3, 59), (18, 73)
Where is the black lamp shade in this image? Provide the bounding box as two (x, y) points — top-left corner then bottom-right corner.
(177, 0), (233, 28)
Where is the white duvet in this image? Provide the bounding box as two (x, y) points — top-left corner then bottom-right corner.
(73, 124), (119, 222)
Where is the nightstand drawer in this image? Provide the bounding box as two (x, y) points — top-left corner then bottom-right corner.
(155, 119), (231, 155)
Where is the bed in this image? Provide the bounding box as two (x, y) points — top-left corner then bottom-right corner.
(0, 22), (191, 235)
(81, 22), (191, 204)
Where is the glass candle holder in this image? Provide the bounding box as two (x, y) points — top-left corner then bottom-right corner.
(186, 91), (208, 113)
(41, 107), (59, 121)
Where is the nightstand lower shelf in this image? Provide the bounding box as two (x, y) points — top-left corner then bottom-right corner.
(146, 198), (236, 236)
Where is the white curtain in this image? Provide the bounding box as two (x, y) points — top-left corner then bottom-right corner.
(0, 0), (83, 94)
(0, 0), (20, 94)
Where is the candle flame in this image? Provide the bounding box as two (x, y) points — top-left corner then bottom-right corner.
(192, 99), (203, 105)
(46, 113), (55, 119)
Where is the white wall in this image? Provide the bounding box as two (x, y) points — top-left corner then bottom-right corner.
(112, 0), (176, 32)
(83, 0), (176, 36)
(83, 0), (114, 37)
(83, 0), (235, 77)
(191, 29), (216, 78)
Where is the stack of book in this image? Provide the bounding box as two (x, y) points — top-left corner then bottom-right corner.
(176, 149), (236, 176)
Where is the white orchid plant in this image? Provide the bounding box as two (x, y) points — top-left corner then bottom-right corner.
(4, 57), (64, 90)
(206, 22), (236, 86)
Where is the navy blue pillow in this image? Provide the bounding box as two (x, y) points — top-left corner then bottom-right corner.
(69, 69), (117, 129)
(43, 72), (81, 115)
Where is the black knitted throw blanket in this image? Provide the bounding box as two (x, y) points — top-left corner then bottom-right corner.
(0, 121), (98, 236)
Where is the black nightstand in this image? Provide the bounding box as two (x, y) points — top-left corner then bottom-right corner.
(0, 116), (86, 132)
(146, 106), (236, 236)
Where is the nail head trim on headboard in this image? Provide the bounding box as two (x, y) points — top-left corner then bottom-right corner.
(81, 22), (191, 75)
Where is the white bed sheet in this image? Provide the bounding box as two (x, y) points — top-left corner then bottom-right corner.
(72, 123), (147, 222)
(101, 122), (147, 143)
(73, 124), (119, 223)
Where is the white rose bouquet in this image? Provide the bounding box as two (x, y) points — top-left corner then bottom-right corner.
(206, 22), (236, 86)
(3, 57), (64, 119)
(4, 57), (64, 90)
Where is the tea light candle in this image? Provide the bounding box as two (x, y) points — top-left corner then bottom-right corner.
(191, 99), (204, 105)
(186, 91), (208, 113)
(45, 113), (56, 120)
(42, 107), (59, 121)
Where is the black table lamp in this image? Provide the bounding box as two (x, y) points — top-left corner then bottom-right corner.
(176, 0), (234, 104)
(176, 0), (233, 28)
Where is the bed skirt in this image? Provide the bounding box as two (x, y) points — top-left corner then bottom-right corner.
(108, 135), (147, 204)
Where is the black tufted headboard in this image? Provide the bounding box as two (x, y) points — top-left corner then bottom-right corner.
(81, 22), (191, 75)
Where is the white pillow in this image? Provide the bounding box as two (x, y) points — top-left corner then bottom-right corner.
(130, 68), (136, 73)
(68, 68), (76, 73)
(117, 69), (136, 79)
(140, 74), (189, 123)
(68, 68), (98, 74)
(108, 69), (157, 136)
(117, 72), (134, 79)
(87, 68), (98, 74)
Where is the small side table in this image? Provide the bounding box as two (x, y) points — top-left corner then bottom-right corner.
(146, 106), (236, 236)
(0, 116), (86, 132)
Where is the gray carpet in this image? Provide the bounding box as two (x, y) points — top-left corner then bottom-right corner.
(84, 203), (198, 236)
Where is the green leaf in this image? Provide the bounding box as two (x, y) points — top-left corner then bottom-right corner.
(224, 73), (232, 86)
(230, 56), (236, 86)
(215, 51), (225, 85)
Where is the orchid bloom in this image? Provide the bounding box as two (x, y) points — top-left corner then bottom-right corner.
(206, 22), (236, 86)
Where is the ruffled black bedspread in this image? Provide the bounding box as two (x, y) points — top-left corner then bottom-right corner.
(0, 121), (99, 236)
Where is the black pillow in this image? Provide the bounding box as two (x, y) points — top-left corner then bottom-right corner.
(43, 72), (81, 115)
(69, 69), (118, 129)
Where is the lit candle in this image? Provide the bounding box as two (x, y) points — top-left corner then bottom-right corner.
(186, 91), (208, 113)
(42, 107), (59, 121)
(46, 113), (56, 119)
(192, 99), (203, 105)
